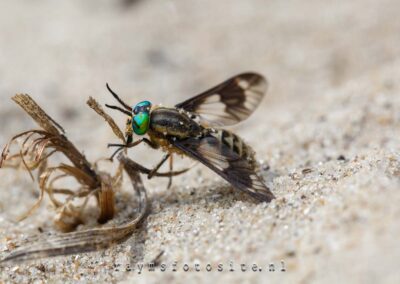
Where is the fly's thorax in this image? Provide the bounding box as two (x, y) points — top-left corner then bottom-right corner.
(209, 129), (257, 168)
(149, 107), (203, 139)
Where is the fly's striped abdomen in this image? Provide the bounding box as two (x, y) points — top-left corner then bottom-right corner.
(210, 129), (257, 168)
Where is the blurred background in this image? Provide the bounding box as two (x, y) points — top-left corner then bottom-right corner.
(1, 1), (400, 283)
(1, 0), (399, 153)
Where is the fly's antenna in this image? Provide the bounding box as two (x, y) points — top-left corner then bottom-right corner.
(105, 83), (132, 116)
(106, 83), (131, 110)
(105, 104), (132, 116)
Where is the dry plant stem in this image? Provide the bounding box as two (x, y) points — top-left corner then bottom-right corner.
(97, 173), (116, 224)
(0, 154), (149, 264)
(87, 97), (125, 142)
(0, 130), (48, 168)
(86, 96), (129, 223)
(16, 183), (45, 222)
(11, 95), (63, 135)
(39, 166), (91, 210)
(1, 94), (115, 225)
(0, 95), (148, 263)
(19, 149), (35, 181)
(12, 94), (99, 189)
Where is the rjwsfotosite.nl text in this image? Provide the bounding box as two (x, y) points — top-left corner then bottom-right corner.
(123, 260), (287, 274)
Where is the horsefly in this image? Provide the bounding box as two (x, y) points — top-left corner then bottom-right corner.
(105, 73), (275, 201)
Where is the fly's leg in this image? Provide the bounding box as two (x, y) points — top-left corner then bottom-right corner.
(148, 153), (191, 187)
(108, 138), (157, 160)
(167, 154), (173, 189)
(108, 137), (157, 149)
(147, 153), (170, 179)
(119, 156), (190, 177)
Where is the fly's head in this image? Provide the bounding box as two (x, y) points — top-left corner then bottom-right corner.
(131, 101), (152, 136)
(104, 83), (152, 145)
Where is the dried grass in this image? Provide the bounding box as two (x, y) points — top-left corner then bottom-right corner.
(0, 94), (149, 263)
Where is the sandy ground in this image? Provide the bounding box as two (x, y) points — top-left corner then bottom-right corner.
(0, 0), (400, 283)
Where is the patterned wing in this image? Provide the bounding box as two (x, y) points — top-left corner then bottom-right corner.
(172, 135), (274, 202)
(175, 73), (267, 126)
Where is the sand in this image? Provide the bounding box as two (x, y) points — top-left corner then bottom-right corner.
(0, 0), (399, 283)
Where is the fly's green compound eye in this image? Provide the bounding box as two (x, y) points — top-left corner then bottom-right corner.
(132, 112), (150, 135)
(131, 100), (152, 135)
(133, 101), (152, 115)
